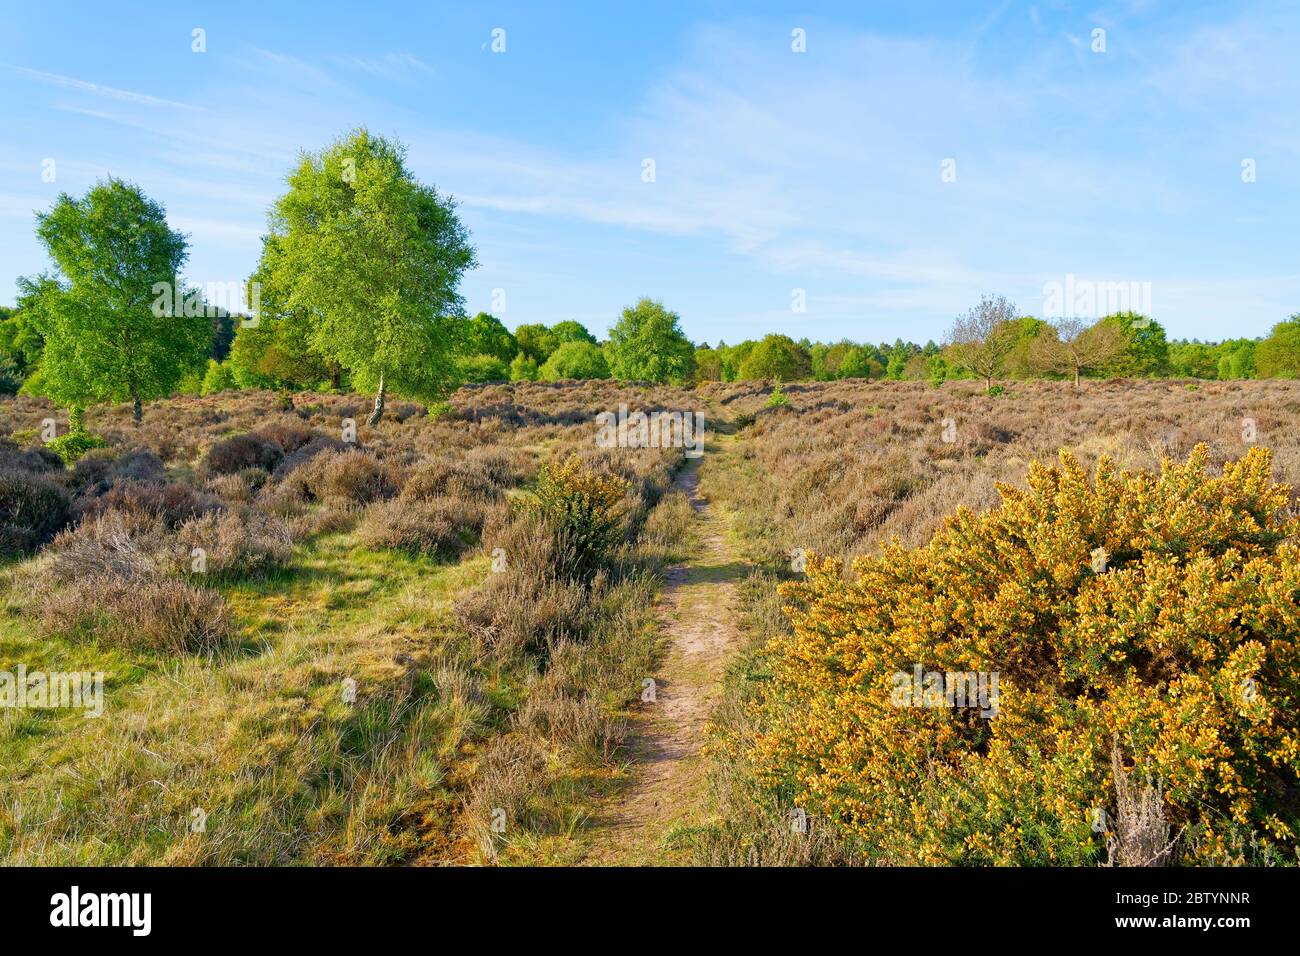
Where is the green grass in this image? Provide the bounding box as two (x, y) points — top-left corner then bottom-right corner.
(0, 531), (494, 864)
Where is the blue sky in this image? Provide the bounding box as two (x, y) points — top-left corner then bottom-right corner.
(2, 0), (1297, 344)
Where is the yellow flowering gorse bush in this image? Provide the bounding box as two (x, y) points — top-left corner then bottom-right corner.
(755, 444), (1300, 864)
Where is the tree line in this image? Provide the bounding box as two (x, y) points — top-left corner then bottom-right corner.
(3, 127), (1300, 434)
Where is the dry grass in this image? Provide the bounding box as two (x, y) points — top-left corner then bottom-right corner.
(0, 381), (702, 864)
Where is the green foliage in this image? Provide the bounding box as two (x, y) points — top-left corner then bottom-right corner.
(764, 382), (790, 407)
(225, 318), (337, 391)
(513, 323), (555, 364)
(693, 345), (723, 382)
(1099, 312), (1170, 377)
(548, 320), (598, 347)
(1004, 316), (1050, 378)
(1255, 317), (1300, 379)
(927, 353), (952, 386)
(0, 304), (44, 393)
(201, 359), (238, 395)
(1218, 339), (1256, 379)
(257, 128), (476, 414)
(539, 340), (610, 380)
(45, 429), (108, 464)
(19, 178), (212, 419)
(604, 297), (695, 383)
(835, 346), (870, 380)
(458, 353), (510, 383)
(1168, 340), (1220, 379)
(885, 340), (915, 380)
(463, 312), (517, 363)
(509, 353), (540, 381)
(739, 334), (812, 382)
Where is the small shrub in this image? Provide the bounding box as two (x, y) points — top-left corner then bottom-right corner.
(43, 511), (163, 583)
(46, 430), (107, 464)
(401, 459), (500, 502)
(0, 439), (63, 474)
(206, 432), (284, 475)
(457, 513), (593, 658)
(0, 469), (72, 555)
(765, 383), (790, 408)
(81, 479), (222, 530)
(272, 435), (348, 480)
(41, 574), (233, 655)
(256, 422), (316, 454)
(315, 450), (401, 505)
(528, 455), (628, 582)
(358, 497), (482, 558)
(175, 509), (293, 578)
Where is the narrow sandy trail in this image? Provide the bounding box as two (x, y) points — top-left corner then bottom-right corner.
(581, 440), (747, 865)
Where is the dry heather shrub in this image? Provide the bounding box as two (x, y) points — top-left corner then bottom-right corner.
(41, 574), (232, 655)
(357, 496), (488, 558)
(33, 511), (235, 654)
(205, 432), (284, 475)
(755, 444), (1300, 865)
(464, 734), (553, 860)
(401, 458), (500, 502)
(457, 513), (591, 659)
(205, 468), (269, 505)
(0, 439), (63, 475)
(175, 509), (293, 577)
(296, 449), (401, 505)
(271, 435), (348, 480)
(43, 511), (163, 582)
(255, 421), (316, 454)
(0, 470), (71, 556)
(80, 479), (222, 529)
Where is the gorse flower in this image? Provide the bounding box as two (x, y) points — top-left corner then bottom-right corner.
(752, 444), (1300, 864)
(529, 455), (628, 582)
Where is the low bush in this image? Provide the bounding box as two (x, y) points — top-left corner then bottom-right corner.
(175, 509), (293, 578)
(313, 450), (401, 505)
(401, 458), (500, 503)
(357, 496), (488, 559)
(755, 445), (1300, 865)
(40, 573), (233, 655)
(206, 432), (284, 475)
(0, 439), (62, 474)
(528, 455), (628, 582)
(457, 513), (593, 659)
(256, 421), (317, 454)
(81, 479), (222, 530)
(45, 429), (107, 464)
(0, 469), (72, 556)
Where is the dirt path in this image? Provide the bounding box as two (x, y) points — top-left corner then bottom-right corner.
(581, 441), (747, 865)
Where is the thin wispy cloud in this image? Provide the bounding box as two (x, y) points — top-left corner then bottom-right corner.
(7, 65), (205, 111)
(340, 52), (434, 80)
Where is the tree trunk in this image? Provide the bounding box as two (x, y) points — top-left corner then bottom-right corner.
(131, 389), (143, 426)
(1074, 367), (1081, 387)
(365, 373), (386, 426)
(985, 374), (992, 392)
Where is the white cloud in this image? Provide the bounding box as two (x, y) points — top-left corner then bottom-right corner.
(7, 66), (205, 111)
